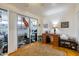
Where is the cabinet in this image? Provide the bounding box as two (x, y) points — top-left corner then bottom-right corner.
(51, 34), (60, 47)
(59, 39), (78, 51)
(42, 34), (60, 47)
(42, 34), (47, 43)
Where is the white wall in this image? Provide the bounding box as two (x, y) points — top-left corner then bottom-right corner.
(37, 17), (44, 35)
(74, 4), (79, 43)
(8, 11), (18, 54)
(42, 4), (79, 43)
(60, 5), (76, 37)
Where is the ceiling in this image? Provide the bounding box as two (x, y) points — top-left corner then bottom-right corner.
(8, 3), (73, 17)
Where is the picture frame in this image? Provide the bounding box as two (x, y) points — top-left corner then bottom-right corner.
(44, 24), (48, 28)
(61, 21), (69, 28)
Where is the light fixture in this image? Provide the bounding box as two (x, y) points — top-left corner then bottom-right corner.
(53, 24), (57, 34)
(52, 22), (60, 34)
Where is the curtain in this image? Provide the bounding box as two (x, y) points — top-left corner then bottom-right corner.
(23, 17), (29, 28)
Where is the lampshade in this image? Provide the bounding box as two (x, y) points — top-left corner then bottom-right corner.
(52, 22), (61, 34)
(52, 22), (60, 28)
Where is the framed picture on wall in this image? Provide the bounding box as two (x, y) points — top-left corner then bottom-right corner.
(44, 24), (48, 28)
(61, 21), (69, 28)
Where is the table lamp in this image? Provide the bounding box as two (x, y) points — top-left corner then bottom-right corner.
(52, 22), (60, 34)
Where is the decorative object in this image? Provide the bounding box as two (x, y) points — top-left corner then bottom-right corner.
(52, 24), (57, 34)
(61, 21), (69, 28)
(44, 24), (48, 28)
(52, 23), (60, 34)
(53, 27), (56, 34)
(60, 34), (69, 40)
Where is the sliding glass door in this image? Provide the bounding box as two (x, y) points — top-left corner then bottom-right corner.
(17, 14), (38, 48)
(0, 9), (8, 55)
(17, 15), (30, 48)
(29, 18), (37, 43)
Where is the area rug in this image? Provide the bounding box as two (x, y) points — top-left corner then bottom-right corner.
(9, 42), (65, 56)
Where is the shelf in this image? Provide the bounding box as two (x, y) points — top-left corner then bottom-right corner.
(59, 39), (78, 51)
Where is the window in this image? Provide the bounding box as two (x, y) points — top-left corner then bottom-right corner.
(0, 9), (8, 55)
(17, 15), (30, 48)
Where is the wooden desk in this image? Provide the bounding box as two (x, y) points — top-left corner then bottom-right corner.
(42, 33), (60, 47)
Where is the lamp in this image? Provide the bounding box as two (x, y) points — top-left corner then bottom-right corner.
(52, 22), (60, 34)
(53, 27), (56, 34)
(53, 24), (57, 34)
